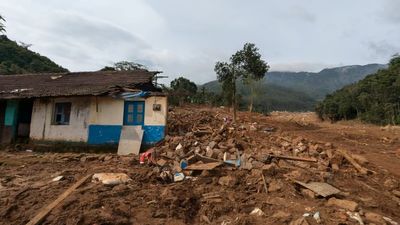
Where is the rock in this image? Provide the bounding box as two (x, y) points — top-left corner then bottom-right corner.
(156, 159), (167, 167)
(250, 207), (264, 216)
(365, 212), (386, 224)
(289, 217), (310, 225)
(396, 148), (400, 158)
(324, 142), (333, 148)
(251, 160), (264, 169)
(301, 189), (315, 199)
(383, 178), (398, 190)
(262, 163), (278, 176)
(218, 176), (237, 187)
(268, 179), (283, 192)
(392, 190), (400, 198)
(272, 210), (291, 219)
(104, 155), (113, 161)
(208, 141), (217, 149)
(175, 143), (183, 151)
(92, 173), (132, 185)
(326, 197), (358, 211)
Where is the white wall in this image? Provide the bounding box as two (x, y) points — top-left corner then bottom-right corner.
(30, 95), (168, 142)
(144, 96), (167, 126)
(30, 97), (91, 142)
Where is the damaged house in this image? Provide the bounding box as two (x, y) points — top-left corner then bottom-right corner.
(0, 70), (167, 151)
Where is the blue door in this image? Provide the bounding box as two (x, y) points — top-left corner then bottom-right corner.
(123, 101), (145, 126)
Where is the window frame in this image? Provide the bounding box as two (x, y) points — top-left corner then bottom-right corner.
(52, 102), (71, 125)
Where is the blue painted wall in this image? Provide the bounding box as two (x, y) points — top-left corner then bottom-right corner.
(87, 125), (122, 145)
(87, 125), (165, 145)
(142, 125), (165, 144)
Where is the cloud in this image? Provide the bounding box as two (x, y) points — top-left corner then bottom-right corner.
(0, 0), (398, 85)
(368, 41), (400, 58)
(381, 0), (400, 23)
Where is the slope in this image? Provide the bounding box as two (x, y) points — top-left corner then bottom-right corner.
(0, 35), (68, 75)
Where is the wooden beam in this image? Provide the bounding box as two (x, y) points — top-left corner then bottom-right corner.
(338, 149), (369, 175)
(26, 174), (91, 225)
(266, 154), (318, 163)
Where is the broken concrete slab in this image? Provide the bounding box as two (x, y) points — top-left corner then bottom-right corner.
(295, 181), (341, 197)
(117, 126), (143, 155)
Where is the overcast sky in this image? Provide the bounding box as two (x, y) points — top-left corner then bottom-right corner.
(1, 0), (399, 84)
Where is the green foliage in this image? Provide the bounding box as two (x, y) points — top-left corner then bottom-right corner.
(215, 43), (268, 120)
(316, 56), (400, 125)
(169, 77), (198, 106)
(0, 15), (5, 33)
(0, 35), (68, 75)
(100, 61), (147, 71)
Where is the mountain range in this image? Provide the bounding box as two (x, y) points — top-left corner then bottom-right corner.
(203, 63), (387, 112)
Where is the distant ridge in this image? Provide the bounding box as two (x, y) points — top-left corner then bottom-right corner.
(203, 63), (386, 112)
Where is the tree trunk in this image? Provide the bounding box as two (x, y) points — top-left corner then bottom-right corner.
(232, 78), (237, 122)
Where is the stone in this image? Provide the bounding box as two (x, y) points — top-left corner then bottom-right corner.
(383, 178), (398, 190)
(249, 207), (264, 216)
(208, 141), (217, 149)
(301, 189), (315, 199)
(365, 212), (386, 224)
(251, 160), (264, 169)
(326, 197), (358, 211)
(218, 176), (237, 187)
(392, 190), (400, 198)
(104, 155), (113, 161)
(289, 218), (310, 225)
(268, 179), (283, 192)
(262, 163), (278, 176)
(272, 210), (291, 219)
(92, 173), (132, 185)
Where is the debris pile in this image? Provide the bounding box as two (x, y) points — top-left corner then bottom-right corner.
(1, 107), (399, 225)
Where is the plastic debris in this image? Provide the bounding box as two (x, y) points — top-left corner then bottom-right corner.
(173, 172), (185, 182)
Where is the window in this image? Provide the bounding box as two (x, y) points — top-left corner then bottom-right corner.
(53, 102), (71, 125)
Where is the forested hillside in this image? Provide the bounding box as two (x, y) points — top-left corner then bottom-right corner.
(316, 56), (400, 125)
(203, 64), (385, 112)
(0, 35), (68, 74)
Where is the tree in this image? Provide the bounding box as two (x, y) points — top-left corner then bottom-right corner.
(232, 43), (269, 112)
(170, 77), (198, 106)
(215, 43), (268, 121)
(100, 61), (148, 71)
(0, 15), (5, 33)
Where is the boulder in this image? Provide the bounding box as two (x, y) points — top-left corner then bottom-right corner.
(364, 212), (386, 224)
(326, 197), (358, 211)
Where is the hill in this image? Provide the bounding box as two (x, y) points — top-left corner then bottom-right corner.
(203, 64), (385, 112)
(0, 35), (68, 74)
(316, 56), (400, 125)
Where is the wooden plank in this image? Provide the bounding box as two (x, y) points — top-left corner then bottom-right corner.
(338, 149), (369, 175)
(261, 173), (268, 194)
(185, 162), (222, 170)
(26, 174), (91, 225)
(268, 154), (318, 163)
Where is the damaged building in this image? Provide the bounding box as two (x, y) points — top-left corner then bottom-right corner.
(0, 70), (167, 151)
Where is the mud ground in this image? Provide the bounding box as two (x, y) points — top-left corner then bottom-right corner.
(0, 107), (399, 225)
